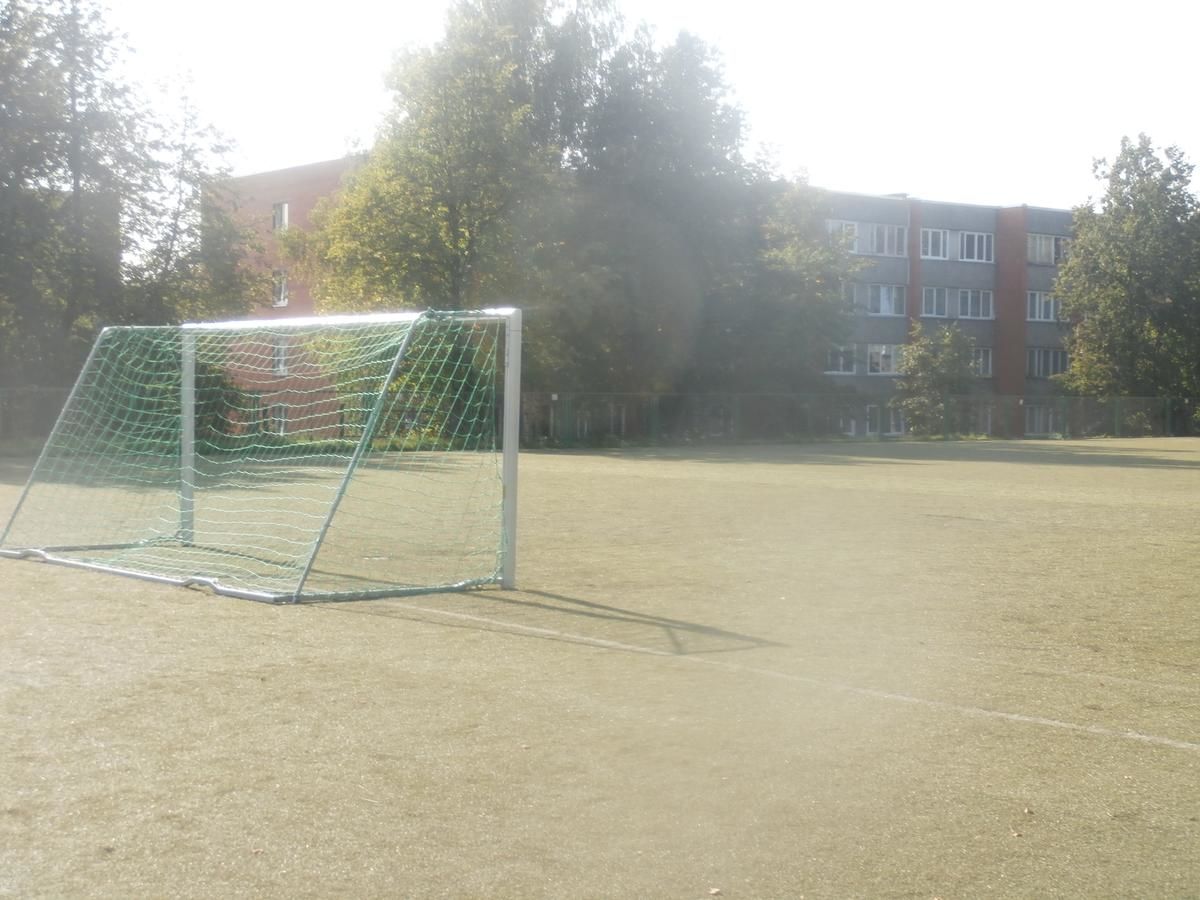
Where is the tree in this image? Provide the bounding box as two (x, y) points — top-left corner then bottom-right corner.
(1056, 134), (1200, 398)
(0, 0), (257, 387)
(0, 0), (132, 384)
(302, 1), (552, 311)
(686, 180), (854, 392)
(298, 0), (856, 394)
(545, 26), (761, 392)
(122, 99), (265, 325)
(895, 322), (977, 435)
(519, 24), (854, 393)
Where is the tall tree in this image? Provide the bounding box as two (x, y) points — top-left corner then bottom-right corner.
(684, 180), (854, 392)
(0, 0), (132, 383)
(0, 0), (256, 386)
(299, 0), (855, 393)
(1057, 135), (1200, 398)
(303, 1), (554, 311)
(123, 99), (264, 325)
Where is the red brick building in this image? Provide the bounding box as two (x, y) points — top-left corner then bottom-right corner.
(224, 157), (363, 438)
(228, 156), (362, 318)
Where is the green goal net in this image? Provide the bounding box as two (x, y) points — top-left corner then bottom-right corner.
(0, 309), (522, 602)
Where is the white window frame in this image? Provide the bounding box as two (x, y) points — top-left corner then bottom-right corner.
(1025, 404), (1061, 436)
(864, 223), (907, 257)
(972, 347), (993, 377)
(958, 289), (993, 319)
(1027, 291), (1061, 321)
(972, 404), (994, 435)
(922, 286), (948, 317)
(272, 201), (289, 231)
(272, 269), (289, 308)
(272, 335), (289, 376)
(838, 410), (858, 436)
(1028, 233), (1069, 265)
(1026, 347), (1068, 378)
(921, 228), (948, 259)
(867, 405), (906, 436)
(824, 346), (855, 375)
(867, 283), (907, 316)
(268, 403), (287, 435)
(829, 220), (858, 252)
(867, 343), (902, 375)
(958, 231), (994, 263)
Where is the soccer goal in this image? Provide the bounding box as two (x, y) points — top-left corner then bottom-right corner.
(0, 308), (522, 602)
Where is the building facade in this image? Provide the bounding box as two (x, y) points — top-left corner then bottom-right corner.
(229, 156), (362, 319)
(823, 191), (1072, 437)
(226, 161), (1074, 439)
(223, 157), (361, 438)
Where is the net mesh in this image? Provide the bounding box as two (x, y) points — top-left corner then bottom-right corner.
(0, 311), (512, 601)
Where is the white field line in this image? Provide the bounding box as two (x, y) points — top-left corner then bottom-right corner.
(370, 600), (1200, 755)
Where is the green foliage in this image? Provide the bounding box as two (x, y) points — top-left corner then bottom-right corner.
(1057, 135), (1200, 398)
(691, 181), (854, 392)
(295, 0), (855, 395)
(303, 2), (551, 310)
(0, 0), (258, 388)
(896, 322), (977, 436)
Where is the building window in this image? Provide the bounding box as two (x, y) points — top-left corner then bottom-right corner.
(272, 335), (289, 376)
(1028, 233), (1069, 265)
(971, 403), (994, 435)
(959, 231), (994, 263)
(1025, 404), (1061, 436)
(868, 284), (907, 316)
(272, 269), (289, 308)
(972, 347), (993, 377)
(867, 405), (905, 436)
(825, 346), (855, 374)
(867, 343), (902, 375)
(863, 223), (907, 257)
(829, 220), (858, 251)
(922, 286), (948, 317)
(1026, 347), (1068, 378)
(838, 410), (858, 437)
(268, 403), (287, 435)
(272, 201), (289, 231)
(921, 228), (948, 259)
(1027, 291), (1061, 321)
(958, 289), (993, 319)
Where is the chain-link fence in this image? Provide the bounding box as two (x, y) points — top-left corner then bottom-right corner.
(521, 392), (1200, 447)
(3, 387), (1198, 453)
(0, 388), (71, 453)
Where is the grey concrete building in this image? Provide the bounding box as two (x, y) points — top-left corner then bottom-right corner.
(821, 190), (1072, 437)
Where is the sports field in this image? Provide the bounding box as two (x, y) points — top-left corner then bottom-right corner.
(2, 439), (1198, 898)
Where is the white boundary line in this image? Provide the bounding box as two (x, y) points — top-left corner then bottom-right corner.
(359, 600), (1200, 754)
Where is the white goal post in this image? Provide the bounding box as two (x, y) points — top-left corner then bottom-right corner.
(0, 308), (522, 602)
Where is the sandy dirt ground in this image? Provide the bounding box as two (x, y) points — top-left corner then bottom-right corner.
(1, 439), (1198, 899)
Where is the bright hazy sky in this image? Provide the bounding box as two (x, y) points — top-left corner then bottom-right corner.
(104, 0), (1199, 210)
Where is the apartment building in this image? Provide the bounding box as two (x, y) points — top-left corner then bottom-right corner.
(822, 191), (1072, 437)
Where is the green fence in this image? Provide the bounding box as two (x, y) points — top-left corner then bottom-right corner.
(520, 392), (1200, 447)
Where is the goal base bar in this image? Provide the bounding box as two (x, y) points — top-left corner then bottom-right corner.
(0, 547), (503, 604)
